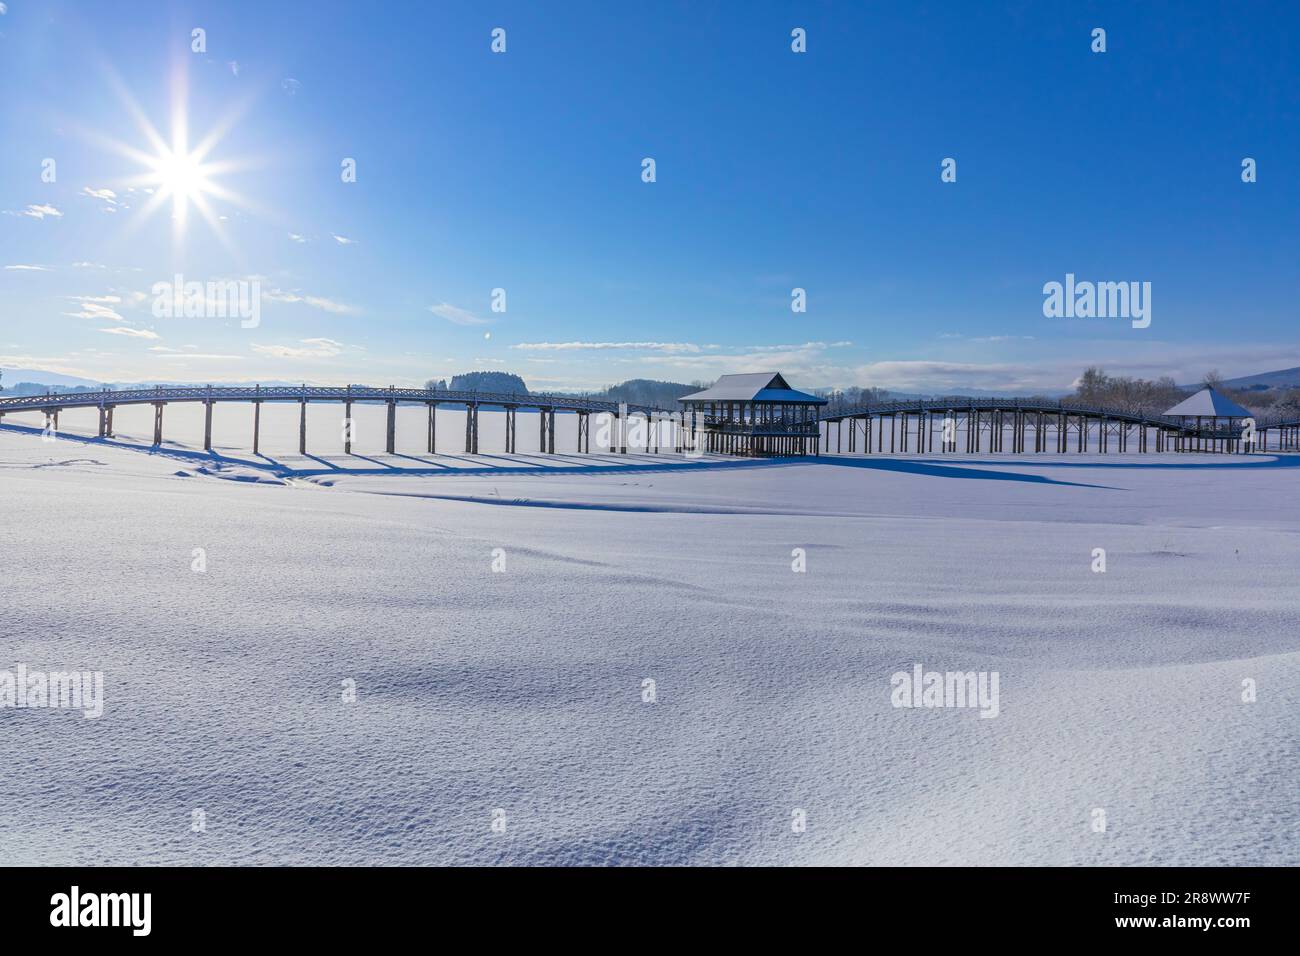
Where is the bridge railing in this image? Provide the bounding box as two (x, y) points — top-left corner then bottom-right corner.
(820, 396), (1300, 432)
(0, 385), (671, 417)
(6, 386), (1300, 435)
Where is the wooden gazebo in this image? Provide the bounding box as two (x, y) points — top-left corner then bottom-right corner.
(679, 372), (827, 456)
(1162, 386), (1253, 453)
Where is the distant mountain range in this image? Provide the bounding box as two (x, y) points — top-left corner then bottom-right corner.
(0, 368), (104, 389)
(425, 373), (703, 406)
(0, 368), (333, 394)
(1193, 367), (1300, 392)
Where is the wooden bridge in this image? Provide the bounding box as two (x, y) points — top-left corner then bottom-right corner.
(5, 387), (1300, 457)
(0, 385), (685, 455)
(820, 397), (1300, 454)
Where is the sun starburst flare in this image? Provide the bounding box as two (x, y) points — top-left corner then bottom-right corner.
(86, 62), (262, 255)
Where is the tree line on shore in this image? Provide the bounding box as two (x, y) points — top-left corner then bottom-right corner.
(421, 368), (1300, 421)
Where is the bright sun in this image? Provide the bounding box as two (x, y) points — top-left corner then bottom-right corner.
(95, 65), (253, 251)
(151, 148), (209, 201)
(130, 130), (235, 245)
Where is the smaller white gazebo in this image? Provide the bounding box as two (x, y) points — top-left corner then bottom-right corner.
(1162, 386), (1253, 452)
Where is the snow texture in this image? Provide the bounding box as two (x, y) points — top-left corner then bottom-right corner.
(1, 404), (1296, 865)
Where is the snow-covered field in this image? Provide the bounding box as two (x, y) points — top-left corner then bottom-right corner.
(2, 403), (1297, 865)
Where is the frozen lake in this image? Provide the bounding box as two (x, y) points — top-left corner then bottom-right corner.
(1, 409), (1296, 865)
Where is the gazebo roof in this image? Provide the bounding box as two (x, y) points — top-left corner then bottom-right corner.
(1163, 386), (1252, 418)
(679, 372), (827, 405)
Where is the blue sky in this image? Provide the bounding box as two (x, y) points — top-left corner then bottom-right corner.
(1, 0), (1297, 394)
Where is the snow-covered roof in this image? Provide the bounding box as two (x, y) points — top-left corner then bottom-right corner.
(679, 372), (827, 405)
(1163, 386), (1252, 418)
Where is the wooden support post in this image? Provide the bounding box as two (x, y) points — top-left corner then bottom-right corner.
(385, 400), (396, 454)
(299, 399), (308, 455)
(253, 402), (261, 454)
(105, 405), (114, 438)
(98, 405), (107, 438)
(152, 403), (164, 446)
(472, 403), (480, 453)
(344, 400), (353, 454)
(548, 409), (556, 454)
(204, 401), (214, 451)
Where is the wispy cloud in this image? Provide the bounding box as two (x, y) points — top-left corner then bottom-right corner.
(81, 186), (118, 209)
(4, 204), (62, 220)
(512, 341), (703, 353)
(251, 337), (348, 359)
(63, 296), (125, 322)
(548, 340), (858, 392)
(428, 302), (491, 327)
(5, 264), (51, 271)
(937, 332), (1035, 343)
(152, 351), (243, 360)
(263, 289), (356, 314)
(331, 234), (356, 245)
(745, 341), (853, 352)
(99, 327), (159, 339)
(288, 233), (307, 243)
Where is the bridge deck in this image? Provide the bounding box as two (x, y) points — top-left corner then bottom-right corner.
(4, 386), (1300, 456)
